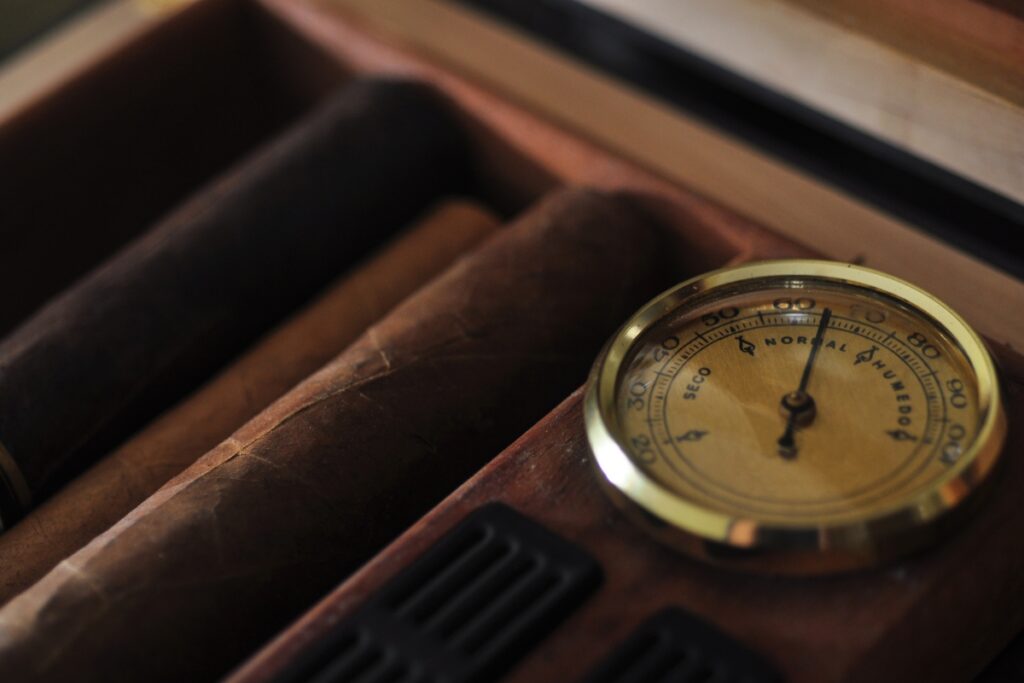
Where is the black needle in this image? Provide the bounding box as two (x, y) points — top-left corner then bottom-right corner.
(777, 307), (832, 458)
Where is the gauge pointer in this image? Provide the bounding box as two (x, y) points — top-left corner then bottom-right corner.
(777, 307), (832, 458)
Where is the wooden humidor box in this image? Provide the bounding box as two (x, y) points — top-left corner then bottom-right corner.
(0, 0), (350, 337)
(0, 1), (1022, 681)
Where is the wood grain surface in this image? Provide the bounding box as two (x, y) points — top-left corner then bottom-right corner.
(782, 0), (1024, 107)
(233, 371), (1024, 683)
(581, 0), (1024, 205)
(306, 0), (1024, 356)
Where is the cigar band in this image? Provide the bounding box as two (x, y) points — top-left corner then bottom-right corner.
(0, 439), (31, 531)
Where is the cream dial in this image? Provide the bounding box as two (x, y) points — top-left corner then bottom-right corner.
(585, 261), (1006, 572)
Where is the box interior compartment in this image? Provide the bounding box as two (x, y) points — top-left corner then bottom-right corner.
(0, 0), (345, 336)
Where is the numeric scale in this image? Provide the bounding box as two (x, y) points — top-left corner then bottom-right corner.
(586, 260), (1006, 573)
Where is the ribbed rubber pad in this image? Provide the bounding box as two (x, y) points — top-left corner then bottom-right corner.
(277, 503), (602, 683)
(583, 608), (781, 683)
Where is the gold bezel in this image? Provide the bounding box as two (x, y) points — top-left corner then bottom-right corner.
(584, 260), (1006, 573)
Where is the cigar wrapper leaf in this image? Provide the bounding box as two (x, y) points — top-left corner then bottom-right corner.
(0, 188), (665, 682)
(0, 201), (499, 605)
(0, 77), (471, 519)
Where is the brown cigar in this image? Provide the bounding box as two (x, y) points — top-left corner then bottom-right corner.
(229, 382), (1024, 683)
(0, 201), (499, 607)
(0, 78), (470, 522)
(0, 188), (665, 682)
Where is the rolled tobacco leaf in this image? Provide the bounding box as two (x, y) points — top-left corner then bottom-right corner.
(0, 200), (498, 605)
(0, 77), (471, 522)
(0, 187), (665, 682)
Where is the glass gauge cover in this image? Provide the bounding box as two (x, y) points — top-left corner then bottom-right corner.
(585, 261), (1006, 573)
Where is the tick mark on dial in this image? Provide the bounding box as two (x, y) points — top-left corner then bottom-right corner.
(675, 430), (709, 442)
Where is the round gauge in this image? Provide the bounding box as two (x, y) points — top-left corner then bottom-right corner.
(584, 260), (1006, 573)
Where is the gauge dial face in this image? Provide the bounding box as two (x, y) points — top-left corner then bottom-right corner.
(586, 261), (1005, 562)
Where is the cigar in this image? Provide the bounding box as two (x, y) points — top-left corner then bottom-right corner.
(0, 201), (499, 606)
(0, 78), (470, 522)
(225, 390), (594, 683)
(230, 379), (1024, 683)
(0, 188), (665, 682)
